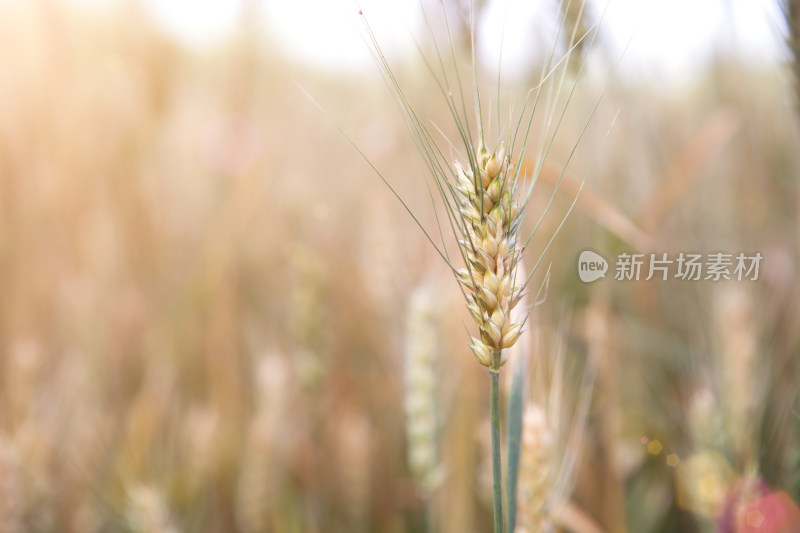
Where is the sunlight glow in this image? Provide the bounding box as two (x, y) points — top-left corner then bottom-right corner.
(52, 0), (788, 81)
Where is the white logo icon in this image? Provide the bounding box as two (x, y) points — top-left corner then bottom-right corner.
(578, 250), (608, 283)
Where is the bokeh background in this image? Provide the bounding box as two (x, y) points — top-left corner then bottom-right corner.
(0, 0), (798, 532)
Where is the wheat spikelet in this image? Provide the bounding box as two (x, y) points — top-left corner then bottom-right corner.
(515, 403), (554, 533)
(455, 144), (524, 370)
(404, 284), (443, 496)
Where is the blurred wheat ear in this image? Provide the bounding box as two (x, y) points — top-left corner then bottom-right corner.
(404, 283), (444, 531)
(515, 404), (554, 533)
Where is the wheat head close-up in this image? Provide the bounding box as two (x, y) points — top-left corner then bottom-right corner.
(0, 1), (798, 532)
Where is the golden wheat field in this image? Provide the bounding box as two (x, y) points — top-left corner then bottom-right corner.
(0, 1), (798, 532)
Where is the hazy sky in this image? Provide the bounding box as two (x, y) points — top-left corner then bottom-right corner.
(55, 0), (789, 82)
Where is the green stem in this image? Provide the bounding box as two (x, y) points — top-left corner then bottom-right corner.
(490, 368), (504, 533)
(505, 351), (526, 533)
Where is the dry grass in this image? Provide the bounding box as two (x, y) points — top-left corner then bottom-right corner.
(0, 2), (798, 532)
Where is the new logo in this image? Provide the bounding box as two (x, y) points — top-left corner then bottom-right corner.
(578, 250), (608, 283)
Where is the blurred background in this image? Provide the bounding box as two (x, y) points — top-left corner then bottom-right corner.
(0, 0), (798, 532)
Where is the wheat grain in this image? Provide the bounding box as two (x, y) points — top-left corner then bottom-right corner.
(455, 144), (524, 370)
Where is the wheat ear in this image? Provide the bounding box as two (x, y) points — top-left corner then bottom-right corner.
(405, 285), (443, 498)
(455, 144), (524, 371)
(515, 404), (554, 533)
(336, 3), (608, 531)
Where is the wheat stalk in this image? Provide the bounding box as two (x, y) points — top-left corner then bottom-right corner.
(449, 139), (525, 532)
(297, 3), (609, 531)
